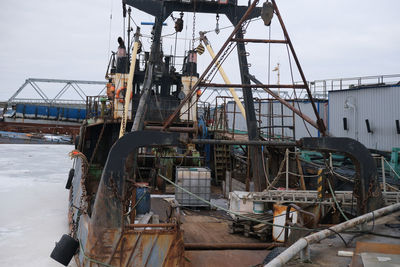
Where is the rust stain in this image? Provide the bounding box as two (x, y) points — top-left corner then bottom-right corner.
(0, 121), (80, 136)
(273, 204), (287, 216)
(184, 250), (267, 267)
(82, 225), (184, 267)
(351, 241), (400, 267)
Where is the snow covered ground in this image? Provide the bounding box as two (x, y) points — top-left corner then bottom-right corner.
(0, 144), (77, 267)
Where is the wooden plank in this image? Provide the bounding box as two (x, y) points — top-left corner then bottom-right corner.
(182, 213), (262, 244)
(185, 250), (267, 267)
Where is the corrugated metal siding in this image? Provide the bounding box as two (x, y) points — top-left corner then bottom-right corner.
(226, 102), (247, 132)
(328, 85), (400, 151)
(226, 100), (327, 139)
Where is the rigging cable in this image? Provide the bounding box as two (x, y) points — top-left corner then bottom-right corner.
(285, 42), (312, 137)
(178, 37), (238, 118)
(107, 0), (114, 60)
(170, 12), (182, 67)
(184, 13), (189, 53)
(186, 18), (253, 107)
(267, 18), (272, 138)
(187, 16), (257, 115)
(174, 32), (178, 67)
(157, 171), (369, 242)
(267, 19), (271, 86)
(130, 13), (138, 27)
(122, 7), (126, 45)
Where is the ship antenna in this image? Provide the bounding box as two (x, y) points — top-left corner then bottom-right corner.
(107, 0), (114, 61)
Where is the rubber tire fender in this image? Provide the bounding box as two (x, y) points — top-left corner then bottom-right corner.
(50, 234), (79, 266)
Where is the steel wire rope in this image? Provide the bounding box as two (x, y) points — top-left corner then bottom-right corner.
(79, 241), (116, 267)
(285, 43), (312, 137)
(107, 0), (114, 61)
(383, 157), (400, 179)
(177, 42), (236, 119)
(176, 36), (238, 119)
(184, 12), (189, 53)
(141, 19), (259, 41)
(128, 12), (140, 50)
(259, 20), (274, 186)
(265, 22), (273, 139)
(323, 158), (351, 221)
(344, 230), (400, 240)
(173, 31), (178, 67)
(327, 179), (350, 221)
(267, 21), (272, 86)
(157, 172), (363, 234)
(177, 3), (198, 122)
(342, 210), (400, 244)
(202, 89), (218, 103)
(178, 17), (256, 118)
(190, 17), (263, 36)
(287, 151), (355, 181)
(129, 13), (138, 27)
(123, 8), (126, 47)
(140, 33), (200, 41)
(298, 157), (355, 185)
(164, 10), (225, 117)
(141, 24), (240, 41)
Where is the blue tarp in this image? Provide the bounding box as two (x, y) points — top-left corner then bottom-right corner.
(78, 109), (86, 120)
(14, 104), (85, 121)
(37, 106), (48, 117)
(16, 104), (24, 114)
(25, 105), (36, 115)
(67, 109), (78, 120)
(49, 107), (59, 119)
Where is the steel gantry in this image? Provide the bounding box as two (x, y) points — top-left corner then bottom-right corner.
(7, 78), (106, 107)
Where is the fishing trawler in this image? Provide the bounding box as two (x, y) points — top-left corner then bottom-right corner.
(50, 1), (397, 266)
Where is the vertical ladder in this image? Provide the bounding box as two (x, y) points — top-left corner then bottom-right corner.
(214, 138), (230, 185)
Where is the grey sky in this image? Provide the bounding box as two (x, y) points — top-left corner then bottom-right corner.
(0, 0), (399, 101)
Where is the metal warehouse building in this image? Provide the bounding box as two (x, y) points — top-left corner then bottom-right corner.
(328, 84), (400, 151)
(214, 75), (399, 152)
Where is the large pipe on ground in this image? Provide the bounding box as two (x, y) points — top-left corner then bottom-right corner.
(265, 203), (400, 267)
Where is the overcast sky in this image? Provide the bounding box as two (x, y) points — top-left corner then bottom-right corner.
(0, 0), (399, 101)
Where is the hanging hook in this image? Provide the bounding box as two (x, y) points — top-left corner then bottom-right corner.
(261, 1), (274, 26)
(215, 14), (220, 34)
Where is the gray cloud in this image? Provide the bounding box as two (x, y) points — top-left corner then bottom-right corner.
(0, 0), (399, 100)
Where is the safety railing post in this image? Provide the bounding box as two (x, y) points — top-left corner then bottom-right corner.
(285, 149), (289, 190)
(381, 156), (386, 192)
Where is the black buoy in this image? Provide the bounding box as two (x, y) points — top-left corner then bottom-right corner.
(50, 234), (79, 266)
(65, 168), (75, 189)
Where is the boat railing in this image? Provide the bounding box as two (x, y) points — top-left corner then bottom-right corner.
(210, 96), (295, 142)
(307, 74), (400, 99)
(86, 95), (112, 120)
